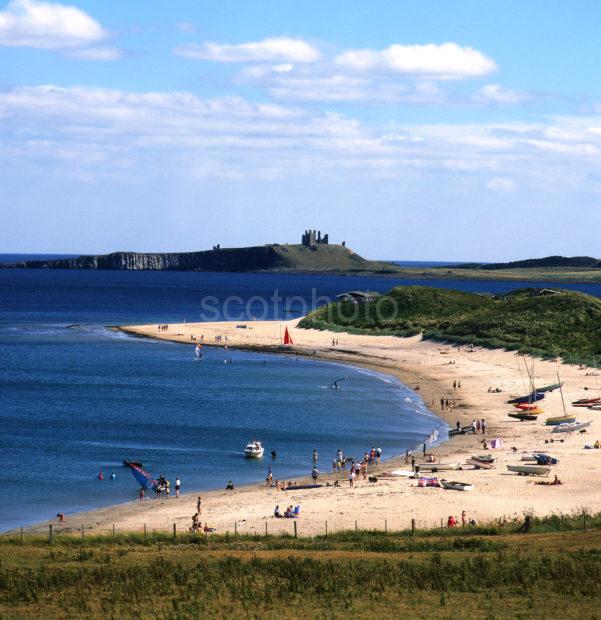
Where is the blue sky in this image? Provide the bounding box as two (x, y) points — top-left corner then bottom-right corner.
(1, 0), (601, 260)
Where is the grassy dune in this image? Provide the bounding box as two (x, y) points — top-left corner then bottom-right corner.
(299, 285), (601, 363)
(3, 515), (601, 618)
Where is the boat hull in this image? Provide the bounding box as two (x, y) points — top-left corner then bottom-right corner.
(552, 421), (591, 433)
(466, 458), (494, 469)
(507, 465), (550, 476)
(545, 416), (576, 426)
(418, 462), (460, 472)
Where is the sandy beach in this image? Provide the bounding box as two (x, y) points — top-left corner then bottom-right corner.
(24, 318), (601, 537)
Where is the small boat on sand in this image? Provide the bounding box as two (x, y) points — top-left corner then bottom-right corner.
(507, 392), (544, 404)
(552, 420), (591, 433)
(244, 440), (264, 458)
(515, 403), (543, 411)
(386, 469), (417, 478)
(507, 464), (550, 476)
(440, 480), (473, 491)
(508, 411), (542, 421)
(572, 397), (601, 407)
(466, 457), (494, 469)
(588, 404), (601, 411)
(535, 382), (562, 393)
(418, 462), (460, 472)
(545, 415), (576, 426)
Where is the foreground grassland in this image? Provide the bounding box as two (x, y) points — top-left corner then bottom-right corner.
(3, 519), (601, 619)
(300, 285), (601, 363)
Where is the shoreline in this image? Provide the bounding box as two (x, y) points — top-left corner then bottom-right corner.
(13, 318), (601, 537)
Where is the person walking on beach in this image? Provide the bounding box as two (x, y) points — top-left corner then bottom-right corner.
(453, 380), (457, 389)
(313, 449), (318, 466)
(376, 446), (382, 464)
(175, 478), (181, 498)
(349, 469), (356, 487)
(481, 419), (486, 434)
(411, 456), (416, 472)
(440, 397), (444, 411)
(197, 496), (202, 514)
(139, 489), (144, 502)
(472, 419), (477, 434)
(423, 443), (426, 457)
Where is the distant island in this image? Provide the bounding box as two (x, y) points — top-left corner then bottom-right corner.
(5, 240), (601, 283)
(1, 230), (396, 274)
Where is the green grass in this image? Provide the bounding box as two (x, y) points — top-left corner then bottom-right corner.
(299, 285), (601, 363)
(3, 517), (601, 618)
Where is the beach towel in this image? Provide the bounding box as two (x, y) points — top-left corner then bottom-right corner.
(489, 438), (503, 449)
(418, 477), (440, 488)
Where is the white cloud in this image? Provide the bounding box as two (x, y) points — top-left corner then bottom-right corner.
(66, 46), (122, 60)
(475, 84), (530, 104)
(174, 36), (321, 63)
(335, 42), (497, 79)
(486, 177), (517, 193)
(0, 0), (107, 49)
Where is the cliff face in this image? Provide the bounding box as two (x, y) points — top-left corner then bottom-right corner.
(3, 244), (391, 273)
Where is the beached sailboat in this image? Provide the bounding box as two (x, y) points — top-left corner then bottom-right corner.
(466, 456), (495, 469)
(244, 440), (264, 458)
(545, 372), (575, 426)
(508, 411), (542, 421)
(535, 382), (563, 393)
(552, 420), (591, 433)
(572, 397), (601, 407)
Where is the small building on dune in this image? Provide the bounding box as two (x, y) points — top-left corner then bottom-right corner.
(336, 291), (381, 304)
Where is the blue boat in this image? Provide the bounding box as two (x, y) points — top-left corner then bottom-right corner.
(507, 392), (545, 404)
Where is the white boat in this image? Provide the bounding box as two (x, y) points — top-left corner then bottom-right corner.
(552, 420), (591, 433)
(387, 469), (417, 477)
(507, 464), (550, 476)
(440, 480), (473, 491)
(589, 404), (601, 411)
(417, 461), (460, 472)
(244, 440), (264, 458)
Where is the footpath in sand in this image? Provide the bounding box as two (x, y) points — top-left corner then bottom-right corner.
(29, 318), (601, 537)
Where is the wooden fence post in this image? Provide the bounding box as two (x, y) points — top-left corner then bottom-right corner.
(584, 512), (587, 530)
(325, 521), (328, 538)
(265, 522), (268, 537)
(173, 523), (177, 540)
(411, 519), (415, 534)
(234, 522), (237, 538)
(112, 524), (115, 538)
(355, 520), (358, 533)
(385, 519), (388, 533)
(48, 524), (53, 544)
(293, 521), (298, 538)
(440, 518), (443, 533)
(144, 523), (147, 540)
(81, 524), (85, 542)
(20, 526), (23, 545)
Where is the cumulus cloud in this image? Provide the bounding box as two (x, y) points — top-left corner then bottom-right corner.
(175, 36), (321, 63)
(0, 0), (108, 49)
(2, 84), (601, 192)
(335, 42), (497, 79)
(474, 84), (531, 104)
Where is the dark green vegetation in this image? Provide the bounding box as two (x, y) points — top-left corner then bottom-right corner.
(3, 513), (601, 618)
(450, 255), (601, 270)
(2, 244), (394, 274)
(300, 285), (601, 363)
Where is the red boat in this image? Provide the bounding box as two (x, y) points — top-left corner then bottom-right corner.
(572, 398), (601, 407)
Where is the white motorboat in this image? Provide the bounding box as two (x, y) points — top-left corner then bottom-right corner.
(440, 480), (473, 491)
(551, 420), (591, 434)
(244, 440), (264, 458)
(507, 464), (550, 476)
(417, 461), (460, 472)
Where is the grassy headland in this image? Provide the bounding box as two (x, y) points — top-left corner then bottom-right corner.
(299, 285), (601, 363)
(3, 514), (601, 618)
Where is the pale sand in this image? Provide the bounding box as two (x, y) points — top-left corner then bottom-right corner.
(24, 319), (601, 537)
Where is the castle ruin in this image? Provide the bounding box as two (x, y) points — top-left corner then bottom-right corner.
(301, 230), (329, 248)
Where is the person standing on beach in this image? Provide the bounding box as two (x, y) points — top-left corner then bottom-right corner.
(349, 469), (356, 487)
(313, 449), (318, 466)
(312, 467), (319, 482)
(139, 489), (144, 502)
(175, 478), (181, 498)
(481, 419), (486, 434)
(440, 397), (444, 410)
(411, 456), (416, 472)
(453, 380), (457, 389)
(423, 443), (426, 457)
(197, 496), (202, 514)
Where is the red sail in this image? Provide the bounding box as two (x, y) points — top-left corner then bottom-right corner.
(283, 326), (293, 345)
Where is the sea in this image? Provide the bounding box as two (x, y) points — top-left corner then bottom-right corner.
(3, 257), (601, 533)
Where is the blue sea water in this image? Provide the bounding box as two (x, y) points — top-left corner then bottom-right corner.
(2, 262), (601, 533)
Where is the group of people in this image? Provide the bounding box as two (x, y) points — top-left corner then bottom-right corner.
(157, 324), (169, 331)
(190, 511), (215, 533)
(439, 397), (457, 411)
(447, 511), (477, 528)
(274, 505), (300, 518)
(214, 334), (227, 342)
